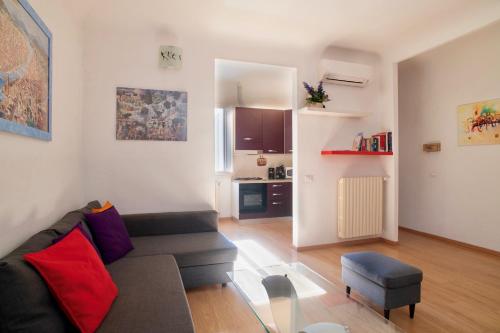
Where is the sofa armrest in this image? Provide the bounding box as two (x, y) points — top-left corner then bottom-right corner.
(121, 210), (219, 237)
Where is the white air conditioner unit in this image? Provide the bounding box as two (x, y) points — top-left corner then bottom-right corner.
(319, 59), (373, 87)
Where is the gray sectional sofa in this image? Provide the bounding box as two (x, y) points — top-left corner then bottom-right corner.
(0, 201), (238, 333)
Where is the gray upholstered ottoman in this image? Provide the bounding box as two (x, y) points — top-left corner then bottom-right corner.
(341, 251), (423, 320)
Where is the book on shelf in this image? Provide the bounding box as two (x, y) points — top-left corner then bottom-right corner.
(388, 132), (392, 152)
(360, 138), (367, 151)
(371, 137), (379, 152)
(351, 131), (393, 153)
(371, 131), (393, 152)
(366, 138), (373, 152)
(352, 132), (363, 151)
(372, 132), (386, 152)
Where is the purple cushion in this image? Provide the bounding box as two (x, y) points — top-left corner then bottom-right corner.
(84, 206), (133, 264)
(52, 222), (101, 255)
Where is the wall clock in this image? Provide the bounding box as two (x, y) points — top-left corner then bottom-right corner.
(159, 45), (182, 69)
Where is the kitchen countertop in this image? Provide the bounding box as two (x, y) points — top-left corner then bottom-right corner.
(232, 178), (292, 184)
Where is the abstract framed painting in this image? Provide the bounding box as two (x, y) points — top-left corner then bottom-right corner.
(457, 98), (500, 146)
(0, 0), (52, 140)
(116, 87), (187, 141)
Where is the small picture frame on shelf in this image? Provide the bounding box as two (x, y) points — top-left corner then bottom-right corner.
(352, 132), (363, 151)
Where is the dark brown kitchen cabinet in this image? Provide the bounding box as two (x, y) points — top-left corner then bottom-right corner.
(235, 107), (263, 150)
(284, 109), (292, 154)
(262, 109), (284, 154)
(239, 181), (292, 220)
(267, 182), (292, 217)
(235, 107), (292, 154)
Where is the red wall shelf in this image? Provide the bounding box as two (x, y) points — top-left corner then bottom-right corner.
(321, 150), (393, 156)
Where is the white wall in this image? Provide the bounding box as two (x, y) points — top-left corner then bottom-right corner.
(215, 60), (294, 110)
(0, 1), (399, 254)
(79, 2), (399, 247)
(80, 11), (399, 245)
(0, 0), (84, 257)
(296, 47), (398, 247)
(398, 21), (500, 252)
(1, 1), (497, 256)
(81, 17), (317, 216)
(82, 25), (216, 214)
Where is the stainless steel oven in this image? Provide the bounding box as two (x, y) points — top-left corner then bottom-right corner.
(239, 183), (267, 214)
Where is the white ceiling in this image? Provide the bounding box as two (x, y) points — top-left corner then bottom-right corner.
(68, 0), (500, 57)
(214, 60), (294, 108)
(215, 59), (294, 81)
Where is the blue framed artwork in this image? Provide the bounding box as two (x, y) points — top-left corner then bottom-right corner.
(0, 0), (52, 140)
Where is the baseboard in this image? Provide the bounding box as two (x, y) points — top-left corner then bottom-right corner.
(381, 238), (399, 246)
(295, 237), (397, 252)
(399, 226), (500, 257)
(233, 216), (292, 225)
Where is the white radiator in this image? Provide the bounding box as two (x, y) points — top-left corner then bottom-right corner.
(338, 176), (384, 238)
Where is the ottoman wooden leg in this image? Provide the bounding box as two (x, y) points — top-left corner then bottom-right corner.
(409, 304), (415, 318)
(384, 309), (390, 320)
(346, 286), (351, 295)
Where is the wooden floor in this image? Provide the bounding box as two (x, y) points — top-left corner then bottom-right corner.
(186, 220), (500, 333)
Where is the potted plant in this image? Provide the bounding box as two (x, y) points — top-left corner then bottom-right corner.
(303, 81), (330, 109)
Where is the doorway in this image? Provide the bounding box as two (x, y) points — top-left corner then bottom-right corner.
(213, 59), (297, 246)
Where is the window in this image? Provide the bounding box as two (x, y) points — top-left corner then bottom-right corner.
(214, 108), (233, 172)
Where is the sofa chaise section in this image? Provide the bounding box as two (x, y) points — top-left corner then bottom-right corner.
(122, 210), (238, 289)
(99, 255), (194, 333)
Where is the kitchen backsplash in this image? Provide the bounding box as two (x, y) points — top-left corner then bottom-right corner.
(233, 153), (292, 179)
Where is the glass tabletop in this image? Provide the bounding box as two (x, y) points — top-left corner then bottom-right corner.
(228, 262), (404, 333)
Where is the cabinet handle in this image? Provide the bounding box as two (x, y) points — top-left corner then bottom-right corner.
(267, 149), (277, 153)
(272, 193), (282, 196)
(272, 202), (282, 205)
(288, 149), (293, 153)
(272, 184), (283, 188)
(243, 137), (253, 141)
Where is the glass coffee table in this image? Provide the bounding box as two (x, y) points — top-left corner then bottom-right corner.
(228, 263), (404, 333)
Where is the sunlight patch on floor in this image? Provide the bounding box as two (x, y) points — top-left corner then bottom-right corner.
(231, 240), (326, 305)
(233, 239), (283, 268)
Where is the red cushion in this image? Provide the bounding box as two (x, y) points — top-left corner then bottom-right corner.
(24, 229), (118, 333)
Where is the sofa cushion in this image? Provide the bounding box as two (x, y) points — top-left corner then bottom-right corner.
(0, 202), (101, 333)
(127, 232), (237, 267)
(99, 255), (194, 333)
(50, 201), (101, 243)
(92, 201), (113, 213)
(0, 230), (74, 333)
(25, 229), (118, 333)
(85, 206), (134, 264)
(52, 222), (100, 255)
(341, 251), (423, 289)
(122, 210), (219, 237)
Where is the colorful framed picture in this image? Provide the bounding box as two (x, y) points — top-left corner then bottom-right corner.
(457, 98), (500, 146)
(0, 0), (52, 140)
(116, 87), (187, 141)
